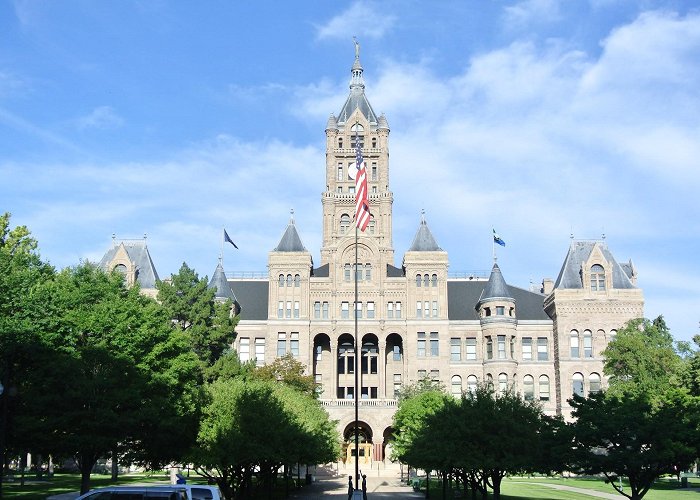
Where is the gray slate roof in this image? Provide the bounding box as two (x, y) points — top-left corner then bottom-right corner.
(478, 263), (513, 303)
(408, 216), (442, 251)
(448, 280), (549, 321)
(208, 262), (237, 302)
(313, 264), (329, 278)
(98, 239), (159, 289)
(554, 240), (636, 290)
(274, 220), (307, 252)
(229, 280), (269, 321)
(387, 264), (404, 278)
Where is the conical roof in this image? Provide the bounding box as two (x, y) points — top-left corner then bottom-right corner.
(208, 261), (236, 302)
(274, 215), (307, 252)
(479, 263), (513, 303)
(408, 214), (441, 251)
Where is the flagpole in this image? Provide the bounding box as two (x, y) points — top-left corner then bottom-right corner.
(221, 227), (225, 266)
(492, 231), (496, 263)
(354, 225), (359, 492)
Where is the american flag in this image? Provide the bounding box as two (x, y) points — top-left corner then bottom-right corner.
(354, 138), (370, 231)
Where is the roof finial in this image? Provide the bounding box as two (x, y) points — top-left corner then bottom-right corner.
(421, 209), (426, 224)
(290, 208), (295, 223)
(112, 233), (116, 247)
(353, 36), (360, 60)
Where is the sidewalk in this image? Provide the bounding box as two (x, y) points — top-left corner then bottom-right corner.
(290, 466), (423, 499)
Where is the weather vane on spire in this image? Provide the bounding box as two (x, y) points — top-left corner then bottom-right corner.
(353, 36), (360, 59)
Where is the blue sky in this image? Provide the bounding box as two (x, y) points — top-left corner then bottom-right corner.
(2, 0), (698, 342)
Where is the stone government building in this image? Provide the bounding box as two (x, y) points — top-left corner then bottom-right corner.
(100, 48), (644, 465)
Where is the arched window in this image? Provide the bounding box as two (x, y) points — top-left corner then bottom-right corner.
(278, 274), (284, 287)
(451, 375), (462, 397)
(539, 375), (550, 401)
(589, 373), (601, 394)
(486, 337), (493, 360)
(609, 329), (617, 342)
(467, 375), (478, 394)
(114, 264), (127, 275)
(591, 264), (606, 291)
(498, 373), (508, 393)
(371, 137), (377, 148)
(523, 375), (535, 401)
(570, 330), (580, 358)
(583, 330), (593, 358)
(416, 274), (422, 287)
(294, 274), (301, 287)
(572, 372), (584, 397)
(485, 373), (494, 391)
(286, 274), (292, 287)
(340, 214), (350, 234)
(431, 274), (437, 287)
(424, 274), (430, 287)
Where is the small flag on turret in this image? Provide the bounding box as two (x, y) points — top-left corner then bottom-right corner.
(224, 229), (238, 249)
(493, 229), (505, 247)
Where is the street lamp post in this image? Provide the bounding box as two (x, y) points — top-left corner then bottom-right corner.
(1, 379), (6, 498)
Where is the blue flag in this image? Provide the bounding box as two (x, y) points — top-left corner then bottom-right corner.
(224, 229), (238, 249)
(493, 229), (505, 247)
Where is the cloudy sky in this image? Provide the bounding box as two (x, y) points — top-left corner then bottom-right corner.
(2, 1), (698, 342)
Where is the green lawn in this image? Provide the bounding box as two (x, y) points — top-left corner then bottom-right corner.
(415, 475), (700, 499)
(2, 472), (173, 500)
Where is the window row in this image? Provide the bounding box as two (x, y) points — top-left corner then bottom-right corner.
(277, 301), (301, 319)
(448, 336), (551, 362)
(570, 329), (617, 358)
(337, 339), (378, 375)
(339, 214), (376, 234)
(336, 136), (378, 149)
(415, 274), (438, 287)
(278, 274), (301, 287)
(417, 332), (440, 357)
(344, 263), (372, 281)
(336, 386), (379, 399)
(310, 301), (403, 320)
(416, 300), (439, 318)
(482, 305), (515, 317)
(238, 337), (266, 366)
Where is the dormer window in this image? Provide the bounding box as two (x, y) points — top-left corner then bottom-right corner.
(591, 264), (606, 291)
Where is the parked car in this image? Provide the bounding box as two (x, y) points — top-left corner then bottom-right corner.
(180, 484), (221, 500)
(75, 486), (188, 500)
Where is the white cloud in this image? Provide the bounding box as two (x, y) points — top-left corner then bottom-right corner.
(316, 2), (396, 41)
(75, 106), (124, 130)
(503, 0), (562, 29)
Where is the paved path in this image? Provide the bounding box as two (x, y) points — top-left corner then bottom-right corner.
(290, 467), (422, 499)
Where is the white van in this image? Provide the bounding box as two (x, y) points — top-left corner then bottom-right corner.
(75, 486), (189, 500)
(75, 485), (220, 500)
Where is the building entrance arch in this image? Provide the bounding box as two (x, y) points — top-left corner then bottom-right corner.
(342, 420), (374, 464)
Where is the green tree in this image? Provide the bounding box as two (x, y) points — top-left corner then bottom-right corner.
(603, 316), (683, 398)
(157, 263), (237, 369)
(254, 353), (317, 397)
(28, 263), (201, 493)
(568, 390), (700, 500)
(191, 379), (339, 500)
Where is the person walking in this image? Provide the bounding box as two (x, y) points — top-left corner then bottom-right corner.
(348, 475), (354, 499)
(362, 474), (367, 500)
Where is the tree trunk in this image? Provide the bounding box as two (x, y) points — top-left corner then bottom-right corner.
(79, 453), (97, 495)
(111, 449), (118, 480)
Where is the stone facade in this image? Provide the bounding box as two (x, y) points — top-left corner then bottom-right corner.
(100, 48), (644, 463)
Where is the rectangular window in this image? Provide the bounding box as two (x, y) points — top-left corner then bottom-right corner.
(355, 301), (363, 319)
(370, 355), (377, 374)
(278, 301), (284, 319)
(354, 264), (362, 281)
(337, 186), (343, 193)
(347, 356), (354, 374)
(466, 338), (477, 360)
(349, 186), (355, 194)
(486, 337), (493, 360)
(571, 335), (579, 358)
(393, 374), (402, 398)
(337, 163), (343, 181)
(432, 300), (438, 318)
(496, 306), (505, 315)
(424, 301), (430, 318)
(285, 301), (292, 319)
(396, 302), (402, 318)
(583, 334), (592, 358)
(341, 301), (349, 319)
(416, 301), (422, 318)
(294, 301), (300, 319)
(537, 337), (549, 361)
(418, 369), (427, 380)
(314, 301), (321, 319)
(322, 301), (329, 319)
(430, 332), (439, 357)
(290, 332), (299, 358)
(344, 265), (351, 281)
(498, 335), (506, 359)
(239, 337), (250, 362)
(387, 301), (394, 319)
(522, 337), (532, 360)
(417, 332), (426, 357)
(367, 301), (375, 319)
(255, 338), (265, 367)
(430, 370), (439, 383)
(450, 338), (461, 361)
(372, 186), (377, 193)
(277, 333), (286, 357)
(365, 264), (372, 281)
(371, 163), (377, 181)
